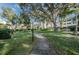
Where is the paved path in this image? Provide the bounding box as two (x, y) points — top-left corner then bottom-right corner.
(31, 33), (56, 55)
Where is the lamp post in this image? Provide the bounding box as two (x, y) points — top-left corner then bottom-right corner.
(31, 21), (34, 42)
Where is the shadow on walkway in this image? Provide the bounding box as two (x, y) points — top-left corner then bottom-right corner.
(31, 33), (56, 55)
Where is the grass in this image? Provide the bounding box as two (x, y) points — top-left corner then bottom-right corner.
(0, 30), (32, 55)
(41, 31), (79, 55)
(1, 29), (79, 55)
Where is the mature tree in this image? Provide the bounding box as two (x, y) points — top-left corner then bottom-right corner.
(0, 7), (18, 30)
(28, 3), (76, 31)
(18, 3), (79, 32)
(18, 4), (31, 29)
(72, 4), (79, 39)
(1, 7), (16, 23)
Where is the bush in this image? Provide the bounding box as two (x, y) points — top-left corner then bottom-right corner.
(70, 26), (75, 31)
(41, 29), (49, 31)
(0, 29), (11, 39)
(0, 43), (4, 49)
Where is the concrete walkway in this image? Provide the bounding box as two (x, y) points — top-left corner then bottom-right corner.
(31, 33), (52, 55)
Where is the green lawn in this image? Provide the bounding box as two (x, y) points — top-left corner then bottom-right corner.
(1, 29), (79, 55)
(42, 31), (79, 55)
(0, 30), (32, 55)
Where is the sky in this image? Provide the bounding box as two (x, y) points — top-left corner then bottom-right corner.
(0, 3), (21, 15)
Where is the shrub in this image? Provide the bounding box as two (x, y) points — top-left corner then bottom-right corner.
(0, 29), (11, 39)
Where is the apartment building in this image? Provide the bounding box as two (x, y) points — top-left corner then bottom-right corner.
(62, 18), (77, 28)
(37, 15), (79, 31)
(62, 16), (79, 31)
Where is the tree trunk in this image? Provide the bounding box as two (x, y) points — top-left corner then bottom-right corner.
(59, 18), (63, 31)
(65, 17), (68, 32)
(44, 20), (47, 29)
(53, 20), (57, 31)
(42, 22), (44, 29)
(75, 15), (78, 39)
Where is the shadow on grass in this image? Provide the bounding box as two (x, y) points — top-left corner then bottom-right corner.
(43, 32), (79, 55)
(0, 31), (32, 55)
